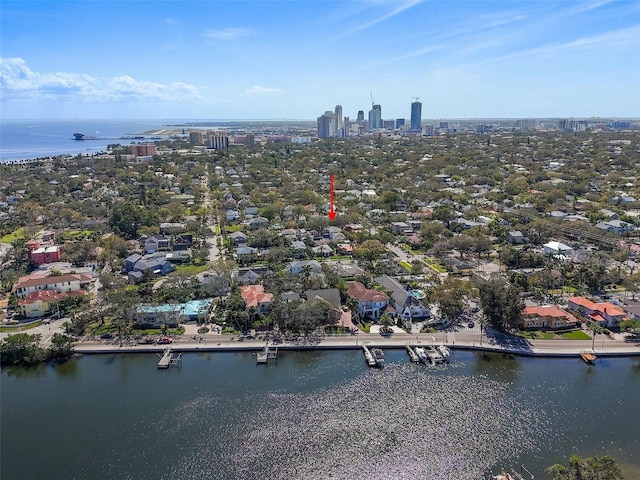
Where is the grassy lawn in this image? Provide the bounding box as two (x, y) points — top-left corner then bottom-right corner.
(225, 225), (244, 233)
(0, 320), (43, 332)
(0, 227), (25, 244)
(175, 265), (210, 275)
(399, 261), (413, 273)
(562, 331), (592, 340)
(521, 331), (556, 340)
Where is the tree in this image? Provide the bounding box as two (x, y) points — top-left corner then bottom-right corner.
(547, 454), (623, 480)
(0, 333), (45, 366)
(430, 278), (469, 324)
(109, 202), (156, 240)
(476, 278), (524, 331)
(47, 333), (76, 362)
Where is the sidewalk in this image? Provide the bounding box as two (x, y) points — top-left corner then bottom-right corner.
(73, 331), (640, 358)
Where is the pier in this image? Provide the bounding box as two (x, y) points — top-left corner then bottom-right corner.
(157, 348), (182, 369)
(362, 343), (376, 367)
(405, 344), (419, 362)
(256, 344), (278, 364)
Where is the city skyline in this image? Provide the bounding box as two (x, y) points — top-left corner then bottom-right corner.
(1, 0), (639, 120)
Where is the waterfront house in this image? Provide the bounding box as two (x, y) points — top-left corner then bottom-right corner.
(18, 290), (64, 318)
(13, 273), (93, 299)
(346, 281), (390, 321)
(567, 297), (628, 328)
(522, 305), (579, 329)
(240, 285), (274, 315)
(374, 276), (431, 321)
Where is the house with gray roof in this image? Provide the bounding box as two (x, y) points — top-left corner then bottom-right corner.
(374, 275), (431, 321)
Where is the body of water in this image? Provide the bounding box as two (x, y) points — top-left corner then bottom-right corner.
(2, 350), (639, 480)
(0, 119), (182, 162)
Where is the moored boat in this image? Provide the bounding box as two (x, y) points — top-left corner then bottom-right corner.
(438, 344), (451, 360)
(371, 348), (385, 368)
(414, 346), (429, 364)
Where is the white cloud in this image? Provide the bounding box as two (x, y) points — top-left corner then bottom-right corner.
(202, 27), (252, 40)
(337, 0), (421, 39)
(0, 57), (200, 103)
(245, 85), (282, 95)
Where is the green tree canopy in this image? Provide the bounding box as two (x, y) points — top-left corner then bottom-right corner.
(109, 202), (157, 240)
(547, 454), (623, 480)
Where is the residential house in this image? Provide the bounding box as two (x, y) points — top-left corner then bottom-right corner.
(13, 273), (93, 298)
(443, 257), (475, 275)
(288, 260), (323, 275)
(290, 240), (308, 257)
(543, 241), (573, 257)
(236, 246), (259, 260)
(124, 254), (143, 273)
(226, 210), (240, 222)
(567, 297), (628, 328)
(391, 222), (413, 235)
(144, 234), (170, 254)
(522, 305), (579, 329)
(18, 290), (68, 318)
(126, 253), (176, 284)
(312, 244), (334, 257)
(135, 304), (182, 328)
(346, 281), (390, 320)
(240, 285), (274, 315)
(229, 231), (248, 246)
(594, 220), (636, 235)
(248, 217), (269, 229)
(506, 231), (528, 245)
(28, 245), (62, 266)
(374, 276), (431, 321)
(305, 288), (342, 310)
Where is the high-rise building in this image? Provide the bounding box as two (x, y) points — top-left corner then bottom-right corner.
(189, 131), (204, 145)
(343, 116), (350, 137)
(396, 118), (405, 129)
(410, 100), (422, 131)
(317, 111), (336, 139)
(368, 104), (382, 130)
(356, 110), (365, 123)
(207, 130), (229, 150)
(334, 105), (343, 137)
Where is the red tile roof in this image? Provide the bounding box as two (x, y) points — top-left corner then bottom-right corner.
(523, 305), (578, 323)
(240, 285), (273, 308)
(568, 297), (626, 317)
(347, 282), (389, 303)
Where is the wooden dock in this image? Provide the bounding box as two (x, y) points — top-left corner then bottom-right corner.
(362, 343), (376, 367)
(157, 348), (181, 369)
(406, 344), (419, 362)
(580, 350), (597, 364)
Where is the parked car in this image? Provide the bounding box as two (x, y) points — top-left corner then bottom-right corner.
(100, 333), (113, 339)
(157, 336), (173, 344)
(467, 321), (475, 328)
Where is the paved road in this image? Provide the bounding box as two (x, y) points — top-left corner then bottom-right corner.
(72, 329), (640, 358)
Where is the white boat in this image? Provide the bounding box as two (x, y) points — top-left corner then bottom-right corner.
(438, 345), (451, 360)
(371, 348), (385, 368)
(414, 346), (429, 364)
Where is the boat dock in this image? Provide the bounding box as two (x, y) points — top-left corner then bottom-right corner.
(256, 344), (278, 364)
(157, 348), (181, 369)
(406, 344), (419, 362)
(362, 343), (376, 367)
(426, 345), (446, 364)
(580, 350), (597, 364)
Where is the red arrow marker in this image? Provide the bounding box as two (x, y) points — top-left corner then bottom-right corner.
(328, 174), (336, 221)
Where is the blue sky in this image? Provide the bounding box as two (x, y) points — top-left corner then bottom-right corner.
(1, 0), (639, 119)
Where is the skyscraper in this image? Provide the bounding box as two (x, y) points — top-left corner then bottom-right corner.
(410, 100), (422, 131)
(317, 111), (336, 139)
(334, 105), (343, 137)
(368, 104), (382, 130)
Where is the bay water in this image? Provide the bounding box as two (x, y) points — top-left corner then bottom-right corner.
(2, 350), (639, 480)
